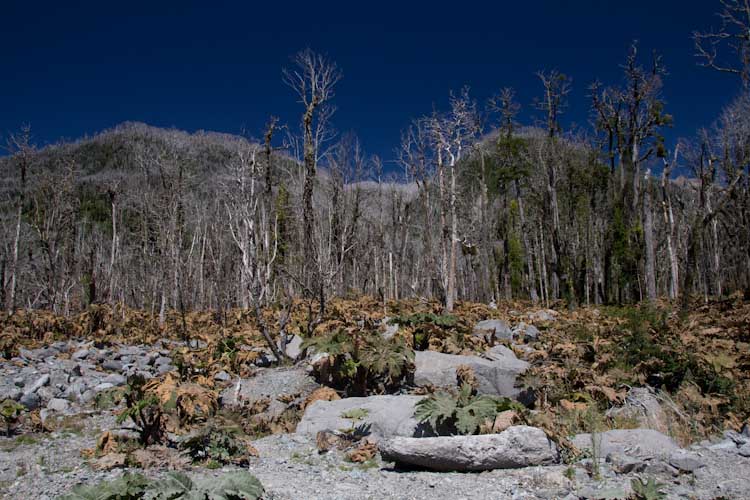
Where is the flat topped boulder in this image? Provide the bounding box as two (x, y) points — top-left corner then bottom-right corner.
(571, 428), (679, 460)
(379, 425), (559, 471)
(219, 367), (319, 419)
(413, 350), (528, 398)
(296, 394), (425, 441)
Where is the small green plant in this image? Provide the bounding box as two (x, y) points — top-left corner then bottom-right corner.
(340, 408), (370, 436)
(205, 459), (221, 470)
(389, 313), (458, 350)
(0, 399), (25, 436)
(116, 375), (165, 446)
(564, 466), (575, 481)
(179, 424), (256, 466)
(58, 471), (264, 499)
(414, 383), (523, 435)
(94, 387), (126, 410)
(630, 476), (666, 500)
(583, 405), (604, 480)
(340, 408), (369, 421)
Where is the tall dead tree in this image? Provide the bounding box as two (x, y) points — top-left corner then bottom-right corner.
(536, 70), (571, 303)
(283, 49), (341, 292)
(430, 88), (478, 312)
(5, 127), (34, 314)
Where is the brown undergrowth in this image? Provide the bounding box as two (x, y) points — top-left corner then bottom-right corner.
(1, 295), (748, 450)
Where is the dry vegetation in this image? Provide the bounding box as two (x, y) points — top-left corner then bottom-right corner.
(2, 296), (748, 453)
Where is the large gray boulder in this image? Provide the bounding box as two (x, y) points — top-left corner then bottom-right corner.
(380, 425), (559, 471)
(413, 350), (528, 398)
(571, 428), (679, 460)
(296, 395), (425, 441)
(473, 319), (512, 343)
(219, 367), (319, 419)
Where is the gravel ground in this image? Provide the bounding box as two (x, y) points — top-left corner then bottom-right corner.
(2, 339), (750, 500)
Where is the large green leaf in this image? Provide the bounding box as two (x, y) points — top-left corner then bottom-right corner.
(454, 395), (499, 435)
(414, 391), (458, 431)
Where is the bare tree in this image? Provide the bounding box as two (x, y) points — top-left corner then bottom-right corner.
(429, 87), (478, 312)
(283, 49), (341, 291)
(536, 70), (571, 303)
(4, 126), (34, 314)
(694, 0), (750, 87)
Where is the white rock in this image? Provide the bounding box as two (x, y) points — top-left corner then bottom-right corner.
(571, 428), (679, 460)
(46, 398), (72, 414)
(296, 395), (425, 441)
(379, 426), (559, 471)
(414, 350), (528, 398)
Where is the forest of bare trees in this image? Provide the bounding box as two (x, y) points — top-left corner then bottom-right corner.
(1, 2), (749, 318)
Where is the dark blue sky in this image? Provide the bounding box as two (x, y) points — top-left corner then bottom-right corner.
(1, 0), (742, 166)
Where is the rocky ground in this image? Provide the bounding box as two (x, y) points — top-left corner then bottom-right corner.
(1, 307), (749, 499)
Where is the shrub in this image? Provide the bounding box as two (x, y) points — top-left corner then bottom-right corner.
(0, 399), (25, 436)
(414, 383), (524, 435)
(178, 424), (258, 465)
(116, 375), (167, 446)
(302, 325), (413, 396)
(388, 313), (458, 351)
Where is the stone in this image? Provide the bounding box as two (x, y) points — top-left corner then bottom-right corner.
(724, 429), (748, 445)
(36, 385), (58, 402)
(19, 392), (41, 410)
(102, 374), (126, 386)
(381, 318), (399, 340)
(606, 386), (670, 434)
(49, 370), (70, 389)
(102, 360), (123, 372)
(707, 438), (738, 452)
(512, 322), (540, 340)
(117, 345), (143, 357)
(606, 452), (646, 474)
(46, 398), (72, 414)
(25, 374), (50, 395)
(157, 364), (174, 375)
(278, 335), (303, 360)
(154, 356), (172, 366)
(379, 426), (559, 471)
(296, 395), (425, 441)
(13, 377), (25, 387)
(738, 443), (750, 457)
(668, 450), (706, 472)
(0, 386), (22, 401)
(413, 350), (528, 398)
(484, 345), (528, 370)
(62, 379), (88, 401)
(19, 347), (56, 360)
(93, 382), (115, 393)
(473, 319), (512, 343)
(527, 309), (557, 322)
(213, 370), (231, 382)
(50, 341), (69, 352)
(575, 485), (630, 500)
(80, 389), (96, 404)
(71, 348), (90, 360)
(220, 367), (319, 420)
(571, 428), (680, 460)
